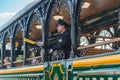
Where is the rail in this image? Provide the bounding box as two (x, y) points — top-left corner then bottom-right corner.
(77, 38), (120, 50)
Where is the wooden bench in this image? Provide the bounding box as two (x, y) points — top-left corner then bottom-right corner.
(77, 38), (120, 56)
(77, 38), (120, 50)
(86, 48), (114, 55)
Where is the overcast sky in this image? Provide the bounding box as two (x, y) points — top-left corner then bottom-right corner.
(0, 0), (35, 28)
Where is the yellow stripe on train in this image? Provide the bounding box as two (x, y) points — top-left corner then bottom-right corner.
(0, 65), (44, 74)
(73, 54), (120, 68)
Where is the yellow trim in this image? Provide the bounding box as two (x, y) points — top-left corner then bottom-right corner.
(0, 65), (44, 74)
(24, 38), (36, 45)
(73, 54), (120, 68)
(49, 64), (64, 75)
(49, 64), (64, 80)
(66, 69), (72, 80)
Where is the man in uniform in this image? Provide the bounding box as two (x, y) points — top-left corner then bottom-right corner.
(49, 19), (71, 60)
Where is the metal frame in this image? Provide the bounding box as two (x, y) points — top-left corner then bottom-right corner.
(0, 0), (84, 68)
(0, 0), (119, 68)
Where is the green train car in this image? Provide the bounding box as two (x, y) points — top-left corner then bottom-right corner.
(0, 0), (120, 80)
(1, 51), (120, 80)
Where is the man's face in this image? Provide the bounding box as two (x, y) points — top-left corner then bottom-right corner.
(57, 24), (64, 33)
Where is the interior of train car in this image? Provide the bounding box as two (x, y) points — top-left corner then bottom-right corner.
(0, 0), (120, 68)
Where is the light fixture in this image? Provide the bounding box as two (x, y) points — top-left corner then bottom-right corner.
(53, 14), (64, 20)
(35, 24), (42, 29)
(29, 32), (31, 35)
(53, 7), (64, 20)
(82, 2), (91, 9)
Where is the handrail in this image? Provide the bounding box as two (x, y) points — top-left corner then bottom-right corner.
(3, 63), (11, 66)
(12, 56), (42, 64)
(77, 38), (120, 50)
(26, 56), (42, 61)
(13, 60), (23, 64)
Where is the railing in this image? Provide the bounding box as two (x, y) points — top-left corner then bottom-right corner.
(78, 38), (120, 50)
(1, 56), (42, 68)
(77, 38), (120, 56)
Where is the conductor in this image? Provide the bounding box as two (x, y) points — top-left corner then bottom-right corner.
(49, 19), (71, 59)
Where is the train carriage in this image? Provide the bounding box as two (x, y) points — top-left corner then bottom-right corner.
(0, 0), (120, 80)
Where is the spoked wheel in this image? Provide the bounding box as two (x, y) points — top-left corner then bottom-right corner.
(50, 50), (65, 61)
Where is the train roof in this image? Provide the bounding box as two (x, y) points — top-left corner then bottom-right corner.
(0, 0), (120, 32)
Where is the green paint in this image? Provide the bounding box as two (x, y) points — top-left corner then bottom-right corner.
(49, 64), (64, 80)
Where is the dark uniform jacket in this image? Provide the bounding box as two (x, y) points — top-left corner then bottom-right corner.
(51, 30), (71, 59)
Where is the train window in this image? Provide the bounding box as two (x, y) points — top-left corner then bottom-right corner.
(100, 78), (104, 80)
(85, 78), (90, 80)
(47, 4), (71, 61)
(108, 77), (113, 80)
(78, 28), (117, 56)
(79, 78), (83, 80)
(76, 0), (120, 57)
(26, 14), (42, 65)
(4, 34), (11, 68)
(118, 78), (120, 80)
(92, 78), (97, 80)
(13, 26), (24, 67)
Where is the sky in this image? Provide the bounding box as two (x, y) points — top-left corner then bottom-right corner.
(0, 0), (35, 28)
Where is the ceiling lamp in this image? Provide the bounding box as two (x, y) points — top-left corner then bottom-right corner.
(82, 2), (91, 9)
(53, 7), (64, 20)
(53, 14), (64, 21)
(29, 32), (31, 35)
(35, 24), (42, 29)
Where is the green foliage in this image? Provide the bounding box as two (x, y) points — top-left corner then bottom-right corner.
(16, 55), (23, 61)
